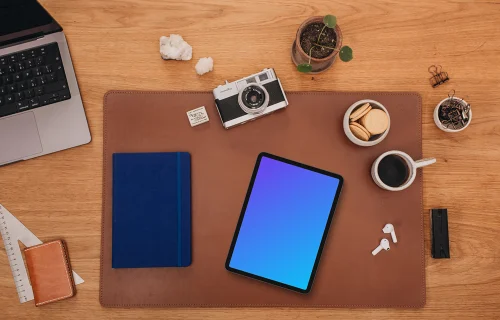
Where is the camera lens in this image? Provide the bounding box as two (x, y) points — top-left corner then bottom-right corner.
(244, 87), (264, 108)
(238, 84), (269, 114)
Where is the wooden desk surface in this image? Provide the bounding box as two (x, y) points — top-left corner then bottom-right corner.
(1, 0), (499, 318)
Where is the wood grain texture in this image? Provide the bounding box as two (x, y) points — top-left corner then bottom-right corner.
(1, 0), (499, 318)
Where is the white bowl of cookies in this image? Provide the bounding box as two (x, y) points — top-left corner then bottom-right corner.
(343, 99), (390, 147)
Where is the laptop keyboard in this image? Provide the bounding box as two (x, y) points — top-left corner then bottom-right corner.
(0, 42), (71, 118)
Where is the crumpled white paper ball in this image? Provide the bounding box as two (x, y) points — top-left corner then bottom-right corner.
(159, 34), (192, 61)
(195, 57), (214, 75)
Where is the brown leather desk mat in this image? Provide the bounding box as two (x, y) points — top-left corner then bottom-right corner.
(100, 91), (425, 308)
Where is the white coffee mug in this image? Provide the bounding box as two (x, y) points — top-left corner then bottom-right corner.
(371, 150), (436, 191)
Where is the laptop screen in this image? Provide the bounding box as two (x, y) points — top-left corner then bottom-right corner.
(0, 0), (60, 46)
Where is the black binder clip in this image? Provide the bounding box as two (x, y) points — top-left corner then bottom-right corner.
(430, 209), (450, 259)
(428, 65), (449, 88)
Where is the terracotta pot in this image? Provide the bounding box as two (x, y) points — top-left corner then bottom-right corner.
(291, 16), (343, 74)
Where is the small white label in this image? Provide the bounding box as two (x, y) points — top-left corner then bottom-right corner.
(187, 106), (209, 127)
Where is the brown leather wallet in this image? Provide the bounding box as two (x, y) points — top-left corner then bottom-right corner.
(24, 240), (75, 306)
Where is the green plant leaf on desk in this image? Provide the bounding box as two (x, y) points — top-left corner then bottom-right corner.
(339, 46), (353, 62)
(297, 63), (313, 73)
(323, 15), (337, 28)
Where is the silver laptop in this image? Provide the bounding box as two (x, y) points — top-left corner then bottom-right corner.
(0, 0), (91, 166)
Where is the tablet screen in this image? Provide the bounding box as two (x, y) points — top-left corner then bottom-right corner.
(226, 153), (343, 293)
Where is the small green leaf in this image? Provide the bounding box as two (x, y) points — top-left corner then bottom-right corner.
(297, 63), (313, 73)
(339, 46), (353, 62)
(323, 15), (337, 28)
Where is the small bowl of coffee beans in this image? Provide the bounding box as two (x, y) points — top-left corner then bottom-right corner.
(343, 99), (390, 147)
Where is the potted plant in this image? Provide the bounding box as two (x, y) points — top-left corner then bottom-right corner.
(291, 15), (353, 73)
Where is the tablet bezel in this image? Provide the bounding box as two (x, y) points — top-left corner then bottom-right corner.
(225, 152), (344, 294)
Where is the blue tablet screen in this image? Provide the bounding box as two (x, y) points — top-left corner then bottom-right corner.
(228, 155), (342, 291)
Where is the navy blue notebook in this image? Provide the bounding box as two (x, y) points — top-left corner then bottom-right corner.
(112, 152), (191, 268)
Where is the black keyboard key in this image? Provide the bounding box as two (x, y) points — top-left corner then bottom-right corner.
(23, 70), (32, 79)
(45, 65), (53, 74)
(29, 97), (40, 108)
(0, 86), (6, 95)
(55, 64), (65, 79)
(8, 65), (16, 74)
(5, 95), (14, 104)
(27, 49), (37, 58)
(0, 96), (4, 106)
(0, 57), (7, 66)
(40, 93), (60, 106)
(40, 95), (49, 106)
(19, 52), (27, 61)
(35, 87), (44, 96)
(17, 100), (30, 111)
(60, 89), (71, 101)
(15, 91), (24, 101)
(0, 68), (6, 76)
(15, 62), (25, 71)
(5, 75), (14, 84)
(9, 54), (17, 63)
(0, 102), (17, 117)
(39, 47), (47, 55)
(35, 56), (44, 66)
(34, 67), (43, 76)
(29, 78), (37, 88)
(8, 84), (17, 93)
(45, 81), (68, 94)
(26, 59), (35, 68)
(18, 82), (27, 91)
(25, 89), (35, 98)
(14, 73), (22, 82)
(38, 76), (47, 86)
(47, 73), (57, 82)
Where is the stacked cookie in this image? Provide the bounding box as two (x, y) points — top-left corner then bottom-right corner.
(349, 103), (389, 141)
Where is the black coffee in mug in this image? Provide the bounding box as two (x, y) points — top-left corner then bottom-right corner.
(377, 155), (410, 188)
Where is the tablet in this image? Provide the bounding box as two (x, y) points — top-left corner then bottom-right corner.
(225, 153), (344, 294)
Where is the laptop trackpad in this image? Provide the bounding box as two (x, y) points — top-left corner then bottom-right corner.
(0, 112), (43, 165)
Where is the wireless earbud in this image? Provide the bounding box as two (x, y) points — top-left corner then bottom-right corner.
(372, 239), (390, 256)
(383, 223), (397, 243)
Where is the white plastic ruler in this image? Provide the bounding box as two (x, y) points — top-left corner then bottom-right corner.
(0, 203), (84, 303)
